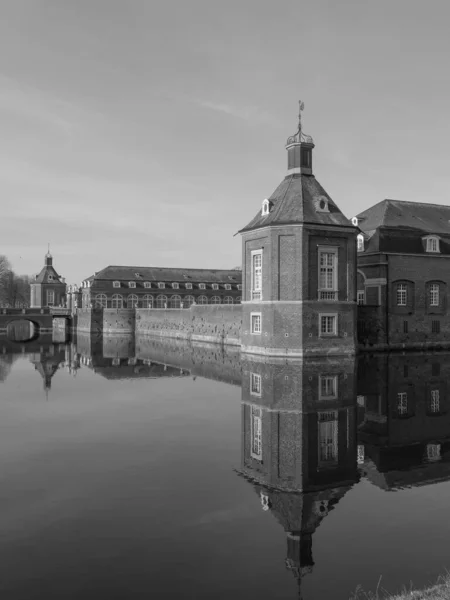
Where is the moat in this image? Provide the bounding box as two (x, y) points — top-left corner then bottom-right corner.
(1, 333), (450, 599)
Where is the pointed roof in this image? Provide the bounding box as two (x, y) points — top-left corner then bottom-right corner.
(238, 174), (353, 234)
(356, 199), (450, 235)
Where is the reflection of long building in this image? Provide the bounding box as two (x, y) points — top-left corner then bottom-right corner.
(238, 357), (358, 596)
(357, 353), (450, 489)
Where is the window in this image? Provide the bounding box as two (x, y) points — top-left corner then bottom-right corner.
(357, 235), (364, 252)
(142, 294), (153, 308)
(251, 250), (263, 301)
(319, 314), (337, 336)
(184, 295), (195, 307)
(198, 283), (205, 290)
(224, 296), (234, 304)
(210, 296), (221, 304)
(319, 376), (338, 400)
(432, 320), (441, 334)
(357, 290), (365, 305)
(396, 283), (407, 306)
(225, 284), (231, 290)
(111, 294), (123, 309)
(430, 389), (440, 413)
(95, 294), (107, 308)
(169, 295), (181, 308)
(403, 320), (408, 334)
(48, 274), (54, 281)
(318, 411), (338, 467)
(172, 283), (179, 289)
(250, 406), (262, 460)
(429, 283), (440, 306)
(127, 294), (139, 309)
(250, 373), (262, 396)
(212, 284), (219, 290)
(357, 444), (365, 465)
(112, 358), (120, 366)
(185, 283), (193, 290)
(156, 295), (167, 308)
(261, 199), (270, 216)
(144, 282), (151, 288)
(197, 295), (208, 305)
(426, 236), (440, 253)
(426, 444), (441, 462)
(113, 281), (120, 288)
(235, 296), (241, 303)
(397, 392), (408, 415)
(46, 289), (55, 306)
(158, 282), (165, 289)
(318, 248), (338, 300)
(251, 313), (262, 334)
(237, 284), (242, 291)
(128, 281), (136, 288)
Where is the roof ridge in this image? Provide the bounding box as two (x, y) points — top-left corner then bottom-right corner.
(385, 198), (450, 209)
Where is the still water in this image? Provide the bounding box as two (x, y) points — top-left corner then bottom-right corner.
(1, 332), (450, 599)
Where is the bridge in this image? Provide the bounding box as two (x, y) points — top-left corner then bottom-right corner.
(0, 307), (73, 337)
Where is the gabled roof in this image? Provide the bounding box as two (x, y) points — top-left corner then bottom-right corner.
(85, 266), (242, 284)
(356, 199), (450, 235)
(238, 174), (353, 234)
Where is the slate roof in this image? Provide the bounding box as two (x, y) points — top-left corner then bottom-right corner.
(34, 265), (64, 284)
(238, 174), (353, 234)
(85, 266), (242, 284)
(357, 199), (450, 235)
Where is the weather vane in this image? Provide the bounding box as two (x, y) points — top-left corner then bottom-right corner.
(298, 100), (305, 132)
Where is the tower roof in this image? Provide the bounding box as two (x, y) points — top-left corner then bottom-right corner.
(238, 174), (353, 234)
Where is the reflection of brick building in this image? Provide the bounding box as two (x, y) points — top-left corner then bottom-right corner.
(79, 266), (242, 309)
(30, 251), (66, 308)
(239, 357), (358, 595)
(357, 353), (450, 489)
(355, 200), (450, 349)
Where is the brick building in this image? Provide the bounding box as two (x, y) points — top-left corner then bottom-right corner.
(79, 266), (242, 309)
(355, 199), (450, 348)
(30, 251), (66, 308)
(357, 353), (450, 489)
(238, 103), (358, 357)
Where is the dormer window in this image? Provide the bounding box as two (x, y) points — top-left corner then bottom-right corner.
(128, 281), (136, 288)
(144, 282), (151, 288)
(351, 217), (359, 227)
(357, 234), (364, 252)
(314, 196), (330, 213)
(199, 283), (206, 290)
(172, 282), (179, 289)
(261, 199), (272, 216)
(212, 284), (219, 290)
(225, 284), (231, 290)
(425, 236), (440, 253)
(158, 282), (165, 289)
(185, 283), (192, 290)
(113, 281), (120, 288)
(48, 274), (54, 281)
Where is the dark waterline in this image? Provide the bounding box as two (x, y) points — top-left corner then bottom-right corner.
(0, 334), (449, 599)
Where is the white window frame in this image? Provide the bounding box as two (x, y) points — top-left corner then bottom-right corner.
(48, 274), (54, 281)
(357, 235), (364, 252)
(172, 282), (179, 289)
(251, 312), (262, 335)
(224, 296), (233, 304)
(319, 375), (338, 400)
(237, 284), (242, 291)
(46, 289), (55, 306)
(128, 281), (136, 288)
(111, 294), (123, 309)
(429, 283), (440, 306)
(250, 373), (262, 397)
(396, 283), (407, 306)
(212, 283), (219, 290)
(95, 293), (107, 308)
(197, 295), (208, 305)
(250, 406), (262, 460)
(357, 290), (365, 305)
(319, 313), (337, 337)
(318, 246), (338, 300)
(318, 411), (338, 467)
(113, 281), (120, 288)
(143, 282), (151, 288)
(425, 236), (440, 253)
(199, 283), (206, 290)
(158, 282), (165, 289)
(251, 249), (263, 301)
(397, 392), (408, 415)
(185, 283), (193, 290)
(127, 294), (139, 309)
(225, 284), (231, 290)
(210, 296), (221, 304)
(142, 294), (153, 308)
(426, 443), (441, 462)
(430, 389), (440, 413)
(261, 199), (270, 216)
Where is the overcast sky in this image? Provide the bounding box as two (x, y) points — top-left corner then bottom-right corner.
(1, 0), (449, 282)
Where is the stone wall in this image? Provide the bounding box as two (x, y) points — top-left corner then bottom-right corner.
(136, 304), (242, 346)
(76, 308), (135, 335)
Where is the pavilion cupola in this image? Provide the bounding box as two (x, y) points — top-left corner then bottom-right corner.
(45, 244), (53, 267)
(285, 101), (314, 176)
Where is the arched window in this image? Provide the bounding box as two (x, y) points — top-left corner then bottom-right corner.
(156, 295), (167, 308)
(142, 294), (153, 308)
(197, 295), (208, 305)
(357, 234), (364, 252)
(235, 296), (241, 303)
(183, 295), (195, 307)
(169, 295), (181, 308)
(224, 296), (233, 304)
(210, 296), (221, 304)
(111, 294), (123, 309)
(127, 294), (139, 309)
(95, 294), (107, 308)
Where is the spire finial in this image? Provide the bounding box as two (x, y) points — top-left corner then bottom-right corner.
(298, 100), (305, 133)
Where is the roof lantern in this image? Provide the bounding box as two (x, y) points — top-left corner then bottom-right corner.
(285, 100), (314, 176)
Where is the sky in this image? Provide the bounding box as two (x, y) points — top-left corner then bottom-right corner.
(1, 0), (450, 283)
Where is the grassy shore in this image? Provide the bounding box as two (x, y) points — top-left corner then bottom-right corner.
(351, 573), (450, 600)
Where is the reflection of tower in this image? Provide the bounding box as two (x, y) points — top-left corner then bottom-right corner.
(29, 346), (65, 395)
(238, 356), (358, 596)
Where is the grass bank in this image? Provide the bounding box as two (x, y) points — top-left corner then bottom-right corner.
(351, 573), (450, 600)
